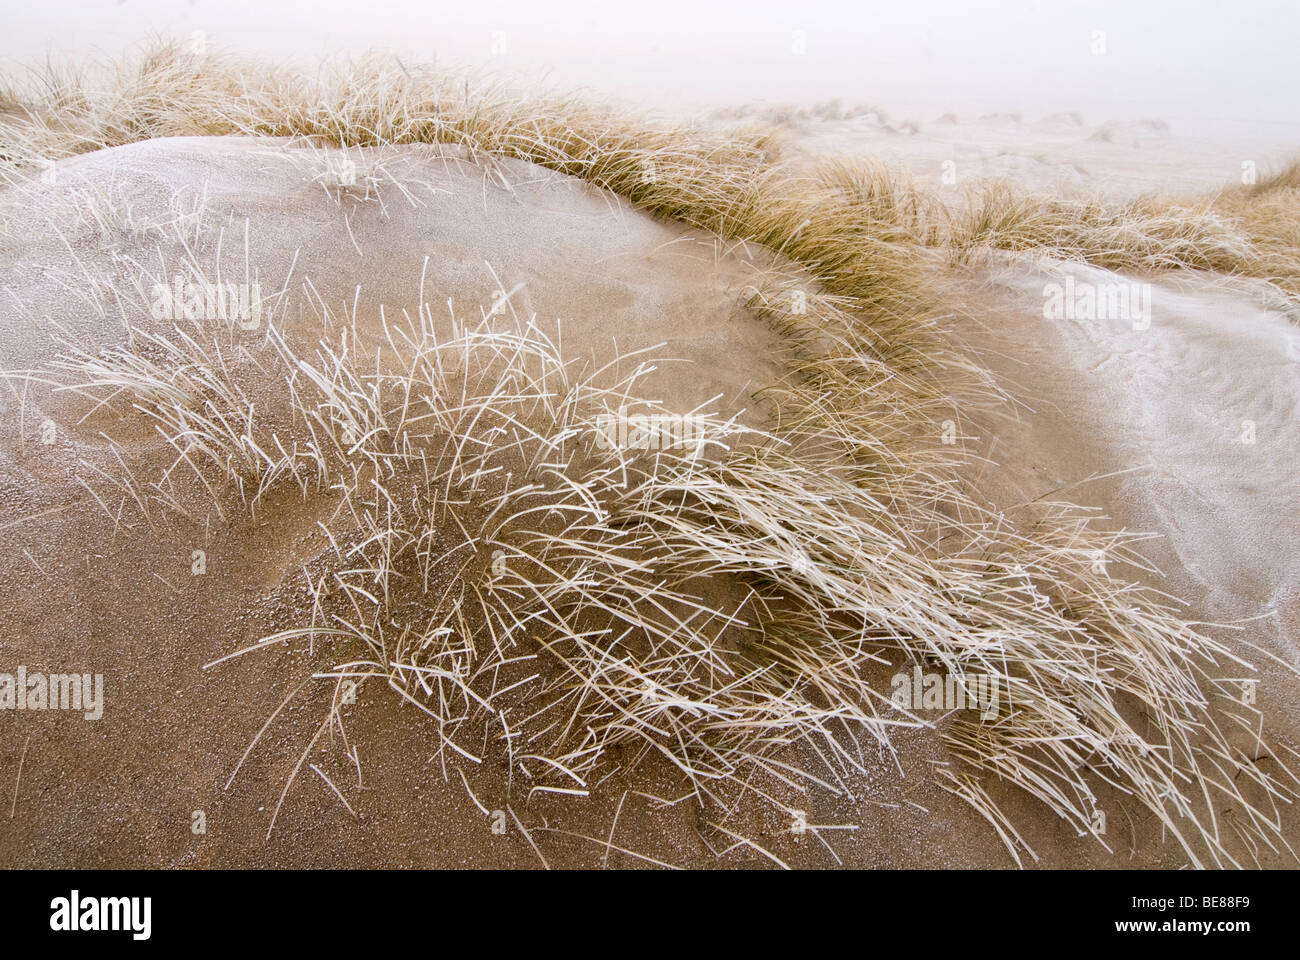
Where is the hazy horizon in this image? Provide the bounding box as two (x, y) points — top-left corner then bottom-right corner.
(4, 1), (1298, 147)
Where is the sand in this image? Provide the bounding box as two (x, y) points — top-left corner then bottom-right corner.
(1, 120), (1297, 868)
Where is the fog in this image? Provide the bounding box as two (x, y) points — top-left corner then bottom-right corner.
(4, 0), (1297, 144)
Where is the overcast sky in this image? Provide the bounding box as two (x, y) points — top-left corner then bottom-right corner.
(4, 0), (1297, 143)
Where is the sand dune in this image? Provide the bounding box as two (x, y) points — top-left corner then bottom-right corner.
(1, 136), (1051, 869)
(951, 259), (1300, 742)
(0, 137), (799, 867)
(0, 137), (789, 416)
(1, 46), (1298, 869)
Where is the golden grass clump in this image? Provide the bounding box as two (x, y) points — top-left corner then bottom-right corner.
(1211, 159), (1300, 296)
(950, 184), (1259, 273)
